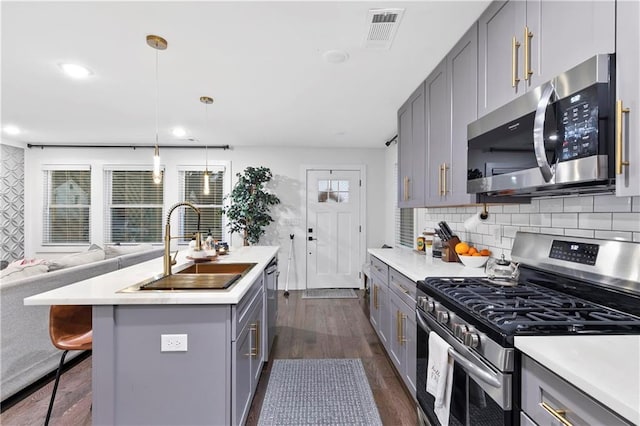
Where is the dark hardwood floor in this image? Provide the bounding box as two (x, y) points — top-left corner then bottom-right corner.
(1, 290), (417, 425)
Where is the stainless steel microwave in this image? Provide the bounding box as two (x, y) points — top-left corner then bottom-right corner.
(467, 54), (615, 198)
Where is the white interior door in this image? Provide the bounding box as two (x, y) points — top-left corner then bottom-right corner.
(306, 169), (361, 289)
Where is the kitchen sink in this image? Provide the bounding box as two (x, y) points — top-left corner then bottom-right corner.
(118, 262), (257, 292)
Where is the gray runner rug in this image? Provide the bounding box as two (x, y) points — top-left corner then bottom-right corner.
(301, 288), (358, 299)
(257, 358), (383, 426)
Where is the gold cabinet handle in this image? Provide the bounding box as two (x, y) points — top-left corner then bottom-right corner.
(255, 320), (260, 358)
(400, 312), (407, 344)
(245, 323), (258, 357)
(396, 310), (401, 343)
(442, 163), (449, 196)
(616, 100), (631, 174)
(539, 402), (573, 426)
(403, 176), (410, 201)
(438, 164), (443, 196)
(511, 36), (521, 88)
(373, 285), (379, 310)
(524, 26), (533, 80)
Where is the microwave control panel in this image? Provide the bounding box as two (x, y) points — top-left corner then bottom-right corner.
(556, 86), (599, 162)
(549, 240), (599, 265)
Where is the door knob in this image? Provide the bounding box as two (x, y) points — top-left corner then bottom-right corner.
(308, 237), (317, 241)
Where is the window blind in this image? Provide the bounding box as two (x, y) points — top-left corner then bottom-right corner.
(178, 169), (226, 242)
(42, 167), (91, 245)
(104, 169), (164, 243)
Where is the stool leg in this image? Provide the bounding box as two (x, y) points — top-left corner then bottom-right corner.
(44, 350), (68, 426)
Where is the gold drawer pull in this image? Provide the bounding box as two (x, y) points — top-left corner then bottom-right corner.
(540, 402), (573, 426)
(524, 26), (533, 80)
(511, 36), (521, 88)
(616, 100), (631, 175)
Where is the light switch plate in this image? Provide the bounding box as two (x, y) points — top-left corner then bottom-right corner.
(161, 334), (188, 352)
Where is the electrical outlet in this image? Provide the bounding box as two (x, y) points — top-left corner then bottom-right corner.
(161, 334), (188, 352)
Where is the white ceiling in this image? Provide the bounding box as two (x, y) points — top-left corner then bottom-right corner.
(1, 1), (490, 148)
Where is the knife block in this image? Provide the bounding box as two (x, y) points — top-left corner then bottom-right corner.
(441, 236), (461, 263)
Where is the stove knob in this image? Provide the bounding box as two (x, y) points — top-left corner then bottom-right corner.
(463, 331), (480, 348)
(453, 324), (468, 339)
(426, 300), (436, 312)
(417, 296), (427, 308)
(436, 310), (449, 324)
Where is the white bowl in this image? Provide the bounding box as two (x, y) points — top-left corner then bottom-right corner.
(458, 255), (489, 268)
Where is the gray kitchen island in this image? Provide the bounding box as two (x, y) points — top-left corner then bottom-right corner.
(25, 246), (278, 426)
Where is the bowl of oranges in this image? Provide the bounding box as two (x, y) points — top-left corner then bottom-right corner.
(454, 242), (491, 268)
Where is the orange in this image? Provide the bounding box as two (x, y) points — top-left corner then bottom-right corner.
(472, 252), (482, 256)
(468, 247), (478, 256)
(455, 242), (470, 255)
(480, 249), (491, 256)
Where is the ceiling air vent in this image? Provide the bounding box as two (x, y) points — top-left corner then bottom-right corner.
(364, 8), (405, 49)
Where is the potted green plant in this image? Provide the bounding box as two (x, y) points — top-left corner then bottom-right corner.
(223, 166), (280, 246)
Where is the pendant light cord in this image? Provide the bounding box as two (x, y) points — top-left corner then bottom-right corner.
(155, 47), (159, 148)
(205, 102), (209, 172)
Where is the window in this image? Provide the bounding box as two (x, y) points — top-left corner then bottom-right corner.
(104, 168), (164, 243)
(317, 179), (349, 203)
(178, 167), (226, 242)
(43, 166), (91, 245)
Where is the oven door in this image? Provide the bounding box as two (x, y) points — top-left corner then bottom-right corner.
(416, 308), (514, 426)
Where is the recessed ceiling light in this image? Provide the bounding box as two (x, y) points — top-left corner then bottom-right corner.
(59, 63), (92, 79)
(172, 127), (187, 137)
(3, 125), (20, 135)
(322, 50), (349, 64)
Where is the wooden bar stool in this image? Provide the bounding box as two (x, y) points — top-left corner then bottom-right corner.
(45, 305), (92, 426)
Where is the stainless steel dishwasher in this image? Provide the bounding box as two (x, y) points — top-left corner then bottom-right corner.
(265, 257), (278, 360)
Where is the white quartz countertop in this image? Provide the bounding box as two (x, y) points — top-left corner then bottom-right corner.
(368, 247), (486, 281)
(24, 246), (279, 306)
(515, 335), (640, 425)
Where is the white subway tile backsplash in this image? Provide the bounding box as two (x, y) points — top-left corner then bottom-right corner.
(519, 200), (540, 213)
(551, 213), (578, 228)
(495, 214), (511, 224)
(540, 227), (564, 235)
(418, 194), (634, 259)
(563, 196), (594, 213)
(612, 213), (640, 232)
(594, 194), (632, 212)
(579, 213), (612, 230)
(564, 229), (595, 238)
(539, 198), (564, 213)
(594, 230), (633, 241)
(511, 214), (529, 226)
(529, 213), (551, 227)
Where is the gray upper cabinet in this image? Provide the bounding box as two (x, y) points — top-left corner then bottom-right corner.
(478, 0), (526, 117)
(398, 82), (426, 207)
(478, 0), (615, 118)
(615, 0), (640, 196)
(425, 24), (478, 206)
(425, 60), (450, 205)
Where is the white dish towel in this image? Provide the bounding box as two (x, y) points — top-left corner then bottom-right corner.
(426, 331), (454, 425)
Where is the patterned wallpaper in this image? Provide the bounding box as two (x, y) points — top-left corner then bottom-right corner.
(0, 144), (25, 263)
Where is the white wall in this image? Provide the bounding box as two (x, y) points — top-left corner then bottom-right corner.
(383, 142), (397, 246)
(24, 145), (387, 290)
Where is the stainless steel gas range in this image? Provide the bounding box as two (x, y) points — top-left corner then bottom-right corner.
(415, 232), (640, 426)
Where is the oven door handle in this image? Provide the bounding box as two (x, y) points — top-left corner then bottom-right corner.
(416, 309), (502, 389)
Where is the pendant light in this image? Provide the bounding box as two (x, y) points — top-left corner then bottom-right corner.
(200, 96), (214, 195)
(147, 34), (167, 184)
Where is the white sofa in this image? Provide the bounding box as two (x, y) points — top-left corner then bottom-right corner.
(0, 246), (163, 402)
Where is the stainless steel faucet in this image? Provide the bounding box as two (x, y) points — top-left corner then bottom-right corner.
(164, 201), (202, 276)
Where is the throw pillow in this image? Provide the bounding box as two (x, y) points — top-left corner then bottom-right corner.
(105, 243), (153, 259)
(0, 263), (49, 283)
(48, 249), (106, 271)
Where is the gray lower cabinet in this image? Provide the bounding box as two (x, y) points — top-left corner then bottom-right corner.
(233, 281), (265, 426)
(521, 355), (631, 425)
(616, 0), (640, 197)
(388, 269), (417, 398)
(92, 274), (266, 426)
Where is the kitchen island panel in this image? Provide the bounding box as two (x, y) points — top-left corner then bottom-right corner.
(93, 304), (231, 425)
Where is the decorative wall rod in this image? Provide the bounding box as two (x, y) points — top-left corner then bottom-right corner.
(26, 144), (230, 150)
